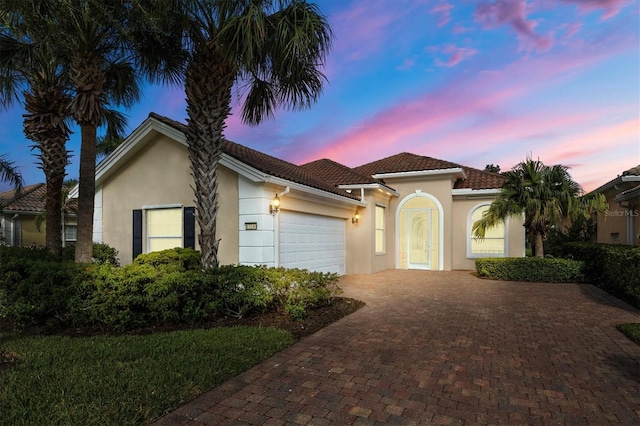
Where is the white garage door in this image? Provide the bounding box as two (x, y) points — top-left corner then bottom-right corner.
(279, 211), (346, 275)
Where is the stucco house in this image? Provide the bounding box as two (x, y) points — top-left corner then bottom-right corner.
(0, 183), (77, 247)
(589, 166), (640, 246)
(73, 113), (525, 274)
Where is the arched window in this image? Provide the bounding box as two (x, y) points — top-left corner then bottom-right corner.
(468, 204), (506, 257)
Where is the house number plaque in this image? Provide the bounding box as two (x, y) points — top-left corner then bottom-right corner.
(245, 222), (258, 230)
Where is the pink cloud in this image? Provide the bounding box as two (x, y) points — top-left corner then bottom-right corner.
(435, 45), (479, 67)
(475, 0), (554, 52)
(452, 24), (471, 35)
(431, 2), (454, 27)
(560, 0), (628, 20)
(289, 38), (635, 175)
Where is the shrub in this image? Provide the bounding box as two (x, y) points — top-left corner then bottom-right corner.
(0, 245), (53, 262)
(133, 247), (201, 272)
(61, 242), (120, 265)
(0, 258), (91, 327)
(563, 242), (640, 308)
(0, 247), (343, 330)
(264, 268), (341, 319)
(476, 257), (584, 283)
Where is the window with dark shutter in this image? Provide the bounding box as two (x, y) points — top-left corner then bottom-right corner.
(132, 209), (142, 260)
(183, 207), (195, 249)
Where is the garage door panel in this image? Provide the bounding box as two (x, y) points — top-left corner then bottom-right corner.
(279, 212), (345, 275)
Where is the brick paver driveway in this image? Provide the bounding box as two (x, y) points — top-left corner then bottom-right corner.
(157, 270), (640, 425)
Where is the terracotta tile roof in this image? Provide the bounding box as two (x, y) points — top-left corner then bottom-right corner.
(618, 184), (640, 197)
(148, 113), (361, 201)
(0, 183), (46, 213)
(300, 158), (380, 186)
(353, 152), (506, 190)
(0, 183), (78, 214)
(622, 165), (640, 176)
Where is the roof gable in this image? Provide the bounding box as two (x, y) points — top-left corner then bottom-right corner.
(354, 152), (505, 190)
(147, 113), (361, 201)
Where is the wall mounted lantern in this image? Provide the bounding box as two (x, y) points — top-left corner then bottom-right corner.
(269, 194), (281, 214)
(352, 208), (360, 224)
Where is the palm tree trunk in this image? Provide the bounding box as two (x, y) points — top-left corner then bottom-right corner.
(534, 232), (544, 257)
(23, 91), (70, 258)
(185, 49), (236, 269)
(75, 124), (97, 263)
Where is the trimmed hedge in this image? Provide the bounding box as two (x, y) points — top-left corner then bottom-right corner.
(476, 257), (584, 283)
(563, 242), (640, 307)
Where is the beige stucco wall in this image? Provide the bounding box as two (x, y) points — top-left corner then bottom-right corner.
(596, 190), (640, 246)
(101, 132), (239, 264)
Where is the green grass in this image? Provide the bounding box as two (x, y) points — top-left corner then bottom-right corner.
(0, 327), (293, 426)
(617, 323), (640, 345)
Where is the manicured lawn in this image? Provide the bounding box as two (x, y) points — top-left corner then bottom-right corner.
(617, 323), (640, 345)
(0, 327), (293, 426)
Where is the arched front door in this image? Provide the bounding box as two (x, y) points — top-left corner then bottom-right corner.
(396, 193), (443, 270)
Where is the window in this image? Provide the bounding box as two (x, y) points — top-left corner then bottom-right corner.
(375, 205), (385, 254)
(611, 233), (620, 242)
(468, 204), (505, 257)
(64, 225), (77, 243)
(146, 208), (182, 252)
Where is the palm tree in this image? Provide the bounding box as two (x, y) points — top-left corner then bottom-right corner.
(177, 0), (332, 268)
(1, 2), (72, 256)
(49, 0), (183, 262)
(0, 153), (23, 191)
(473, 157), (608, 257)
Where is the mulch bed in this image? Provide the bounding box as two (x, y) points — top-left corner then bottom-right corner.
(1, 297), (366, 342)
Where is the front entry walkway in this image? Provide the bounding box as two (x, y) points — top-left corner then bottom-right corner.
(156, 270), (640, 425)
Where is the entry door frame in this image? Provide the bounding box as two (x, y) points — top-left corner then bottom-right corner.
(395, 191), (444, 271)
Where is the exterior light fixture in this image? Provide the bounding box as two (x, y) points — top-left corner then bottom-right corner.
(352, 208), (360, 224)
(270, 194), (281, 214)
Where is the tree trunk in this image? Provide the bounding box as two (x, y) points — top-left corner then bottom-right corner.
(23, 90), (70, 259)
(75, 124), (97, 263)
(184, 49), (236, 269)
(534, 232), (544, 257)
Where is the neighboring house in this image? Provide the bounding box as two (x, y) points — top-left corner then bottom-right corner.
(0, 183), (77, 247)
(589, 165), (640, 246)
(71, 113), (525, 274)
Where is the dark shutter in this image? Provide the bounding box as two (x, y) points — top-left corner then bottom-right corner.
(183, 207), (195, 249)
(132, 209), (142, 260)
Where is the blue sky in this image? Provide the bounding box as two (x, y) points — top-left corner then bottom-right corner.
(1, 0), (638, 192)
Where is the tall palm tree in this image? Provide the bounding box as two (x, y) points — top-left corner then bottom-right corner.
(177, 0), (332, 268)
(0, 2), (72, 256)
(49, 0), (183, 262)
(0, 153), (23, 191)
(473, 157), (608, 257)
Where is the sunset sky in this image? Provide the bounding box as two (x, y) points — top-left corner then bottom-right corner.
(1, 0), (638, 193)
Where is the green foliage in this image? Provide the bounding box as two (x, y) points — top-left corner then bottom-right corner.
(544, 216), (597, 258)
(564, 242), (640, 308)
(264, 268), (342, 319)
(476, 257), (584, 283)
(473, 157), (607, 257)
(133, 247), (201, 272)
(0, 258), (90, 327)
(617, 323), (640, 345)
(0, 246), (342, 330)
(61, 242), (120, 265)
(0, 327), (293, 426)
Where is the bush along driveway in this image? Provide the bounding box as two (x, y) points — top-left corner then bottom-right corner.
(157, 270), (640, 425)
